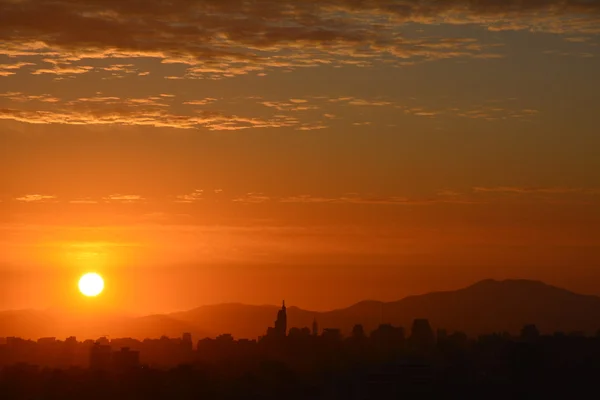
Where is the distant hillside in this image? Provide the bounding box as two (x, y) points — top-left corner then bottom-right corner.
(0, 310), (210, 341)
(2, 279), (600, 340)
(168, 279), (600, 338)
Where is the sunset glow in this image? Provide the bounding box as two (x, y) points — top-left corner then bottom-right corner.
(0, 0), (599, 316)
(3, 2), (600, 397)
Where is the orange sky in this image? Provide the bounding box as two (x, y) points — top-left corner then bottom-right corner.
(1, 0), (600, 314)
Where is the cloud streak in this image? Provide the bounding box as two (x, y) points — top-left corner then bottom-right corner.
(15, 194), (57, 203)
(473, 187), (600, 195)
(0, 97), (298, 131)
(0, 92), (542, 130)
(4, 186), (600, 208)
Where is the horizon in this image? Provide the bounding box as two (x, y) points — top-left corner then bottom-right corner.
(0, 277), (592, 316)
(5, 276), (600, 343)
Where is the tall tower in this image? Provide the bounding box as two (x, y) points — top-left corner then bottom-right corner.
(312, 317), (319, 336)
(274, 300), (287, 337)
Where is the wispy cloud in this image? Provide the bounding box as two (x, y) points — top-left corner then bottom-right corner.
(228, 193), (479, 206)
(279, 194), (478, 206)
(69, 198), (99, 204)
(0, 92), (60, 103)
(543, 49), (595, 58)
(0, 91), (542, 131)
(473, 187), (600, 195)
(15, 194), (57, 203)
(564, 37), (593, 43)
(175, 190), (204, 204)
(31, 65), (94, 76)
(0, 62), (35, 76)
(5, 187), (600, 208)
(102, 194), (145, 203)
(0, 100), (298, 131)
(260, 101), (319, 112)
(232, 193), (272, 204)
(183, 98), (218, 106)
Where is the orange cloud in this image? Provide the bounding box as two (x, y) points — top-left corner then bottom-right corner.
(0, 92), (60, 103)
(278, 194), (477, 206)
(260, 101), (319, 112)
(473, 187), (600, 195)
(103, 194), (145, 203)
(0, 62), (35, 76)
(5, 187), (600, 209)
(0, 102), (297, 131)
(31, 65), (94, 76)
(183, 98), (218, 106)
(15, 194), (57, 203)
(232, 193), (271, 204)
(175, 190), (204, 204)
(0, 91), (543, 132)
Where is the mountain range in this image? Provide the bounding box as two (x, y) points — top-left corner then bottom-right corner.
(2, 279), (600, 340)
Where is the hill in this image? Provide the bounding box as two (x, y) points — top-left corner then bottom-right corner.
(168, 279), (600, 338)
(2, 279), (600, 340)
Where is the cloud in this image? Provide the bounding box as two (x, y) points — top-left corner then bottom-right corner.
(0, 91), (542, 131)
(10, 0), (597, 78)
(175, 190), (204, 204)
(69, 198), (99, 204)
(183, 98), (218, 106)
(6, 187), (600, 209)
(564, 36), (593, 43)
(31, 65), (94, 76)
(0, 95), (300, 131)
(296, 123), (328, 131)
(232, 193), (272, 204)
(0, 92), (60, 103)
(260, 101), (319, 112)
(347, 99), (393, 107)
(279, 194), (478, 206)
(102, 194), (145, 203)
(473, 186), (600, 195)
(0, 62), (35, 76)
(543, 49), (596, 58)
(322, 96), (541, 121)
(15, 194), (57, 203)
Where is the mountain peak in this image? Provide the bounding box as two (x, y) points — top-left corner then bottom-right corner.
(467, 278), (554, 290)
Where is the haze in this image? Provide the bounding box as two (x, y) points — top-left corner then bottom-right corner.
(1, 0), (599, 315)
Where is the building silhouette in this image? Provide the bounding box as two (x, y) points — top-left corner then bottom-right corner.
(276, 300), (287, 336)
(112, 347), (140, 372)
(182, 332), (193, 352)
(89, 341), (112, 370)
(410, 319), (435, 352)
(312, 317), (319, 336)
(263, 300), (288, 340)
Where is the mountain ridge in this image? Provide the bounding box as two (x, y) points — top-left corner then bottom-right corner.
(2, 279), (600, 340)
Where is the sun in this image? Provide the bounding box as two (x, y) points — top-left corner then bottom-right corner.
(78, 273), (105, 297)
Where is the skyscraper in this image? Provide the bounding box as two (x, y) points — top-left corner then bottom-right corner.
(274, 300), (287, 337)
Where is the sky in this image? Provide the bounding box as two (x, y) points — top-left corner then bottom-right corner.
(1, 0), (600, 314)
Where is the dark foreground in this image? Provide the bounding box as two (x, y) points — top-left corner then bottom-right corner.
(2, 325), (600, 399)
